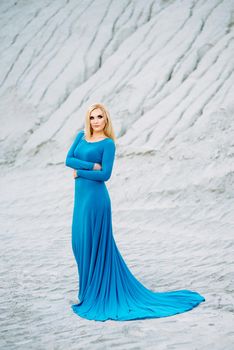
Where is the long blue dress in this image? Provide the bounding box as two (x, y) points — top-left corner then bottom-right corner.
(65, 129), (205, 322)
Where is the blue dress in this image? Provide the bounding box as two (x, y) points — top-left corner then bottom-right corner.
(65, 129), (205, 322)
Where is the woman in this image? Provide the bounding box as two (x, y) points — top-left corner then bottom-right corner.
(65, 103), (205, 322)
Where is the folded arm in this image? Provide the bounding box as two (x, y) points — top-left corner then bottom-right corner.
(76, 140), (116, 182)
(65, 130), (95, 170)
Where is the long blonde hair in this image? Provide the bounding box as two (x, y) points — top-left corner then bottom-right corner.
(84, 103), (116, 143)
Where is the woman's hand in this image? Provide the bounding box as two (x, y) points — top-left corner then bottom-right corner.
(73, 163), (101, 178)
(93, 163), (102, 170)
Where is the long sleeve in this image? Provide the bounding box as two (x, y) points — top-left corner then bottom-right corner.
(77, 140), (116, 182)
(65, 130), (95, 170)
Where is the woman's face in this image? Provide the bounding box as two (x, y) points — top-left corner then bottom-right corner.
(89, 108), (106, 133)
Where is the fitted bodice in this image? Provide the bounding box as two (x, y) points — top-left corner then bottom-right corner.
(73, 133), (110, 165)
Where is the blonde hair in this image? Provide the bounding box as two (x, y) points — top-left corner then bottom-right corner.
(84, 103), (116, 143)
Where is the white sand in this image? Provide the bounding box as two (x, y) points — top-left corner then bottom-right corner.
(0, 161), (233, 349)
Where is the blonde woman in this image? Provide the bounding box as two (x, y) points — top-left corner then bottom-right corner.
(65, 103), (205, 321)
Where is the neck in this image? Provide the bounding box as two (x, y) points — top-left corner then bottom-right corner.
(91, 131), (105, 138)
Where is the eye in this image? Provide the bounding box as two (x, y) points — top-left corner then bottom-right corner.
(90, 116), (94, 119)
(98, 115), (103, 119)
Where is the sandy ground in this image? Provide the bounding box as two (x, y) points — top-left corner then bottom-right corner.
(1, 161), (233, 350)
